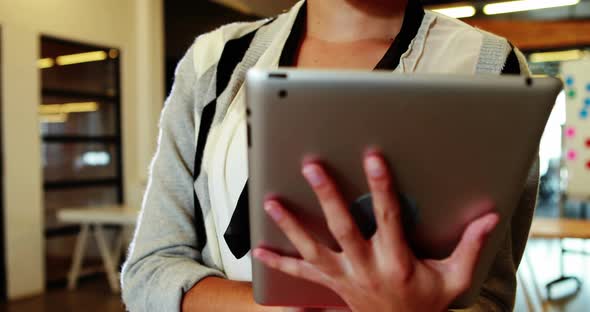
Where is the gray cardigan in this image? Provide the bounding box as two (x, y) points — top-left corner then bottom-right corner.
(121, 3), (539, 311)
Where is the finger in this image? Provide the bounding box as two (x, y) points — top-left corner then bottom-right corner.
(363, 153), (411, 267)
(439, 210), (499, 295)
(302, 163), (368, 269)
(265, 200), (337, 268)
(253, 248), (333, 288)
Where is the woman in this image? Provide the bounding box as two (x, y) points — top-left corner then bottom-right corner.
(121, 0), (538, 311)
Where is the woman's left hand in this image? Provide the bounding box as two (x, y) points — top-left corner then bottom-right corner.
(253, 152), (499, 312)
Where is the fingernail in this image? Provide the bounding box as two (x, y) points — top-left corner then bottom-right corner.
(302, 164), (325, 187)
(253, 248), (269, 261)
(253, 248), (263, 259)
(264, 201), (283, 222)
(366, 155), (386, 178)
(484, 215), (499, 233)
(253, 248), (278, 263)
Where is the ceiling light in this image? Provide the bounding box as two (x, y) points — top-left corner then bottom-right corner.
(529, 49), (585, 63)
(40, 113), (68, 123)
(483, 0), (580, 15)
(108, 49), (119, 59)
(38, 58), (54, 69)
(39, 102), (99, 115)
(82, 151), (111, 166)
(56, 51), (107, 66)
(431, 6), (477, 18)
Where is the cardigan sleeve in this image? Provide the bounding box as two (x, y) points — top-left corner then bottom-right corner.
(459, 46), (537, 312)
(120, 42), (225, 312)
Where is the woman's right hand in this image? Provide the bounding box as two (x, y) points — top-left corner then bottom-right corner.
(280, 309), (350, 312)
(254, 152), (498, 312)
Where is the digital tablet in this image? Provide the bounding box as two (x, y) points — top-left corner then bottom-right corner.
(246, 69), (561, 308)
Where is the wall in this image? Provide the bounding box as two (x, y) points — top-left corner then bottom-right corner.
(0, 0), (164, 299)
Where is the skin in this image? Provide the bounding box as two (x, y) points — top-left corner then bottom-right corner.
(181, 1), (500, 311)
(253, 153), (498, 312)
(296, 0), (405, 69)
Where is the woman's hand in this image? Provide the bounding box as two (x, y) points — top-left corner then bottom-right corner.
(253, 152), (499, 312)
(280, 309), (349, 312)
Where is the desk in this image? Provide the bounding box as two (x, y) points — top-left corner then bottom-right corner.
(57, 205), (138, 293)
(530, 218), (590, 240)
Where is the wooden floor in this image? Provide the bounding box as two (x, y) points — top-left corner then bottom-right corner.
(0, 276), (124, 312)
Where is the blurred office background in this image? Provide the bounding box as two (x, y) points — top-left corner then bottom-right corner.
(0, 0), (589, 311)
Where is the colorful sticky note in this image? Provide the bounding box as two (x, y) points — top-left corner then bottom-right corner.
(566, 126), (576, 138)
(587, 83), (590, 92)
(565, 76), (574, 86)
(569, 89), (576, 98)
(586, 138), (590, 148)
(581, 110), (589, 119)
(567, 150), (578, 161)
(587, 161), (590, 170)
(585, 98), (590, 106)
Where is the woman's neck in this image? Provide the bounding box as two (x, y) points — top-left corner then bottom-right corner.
(306, 0), (408, 43)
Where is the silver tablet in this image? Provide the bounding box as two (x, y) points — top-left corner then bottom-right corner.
(246, 69), (561, 308)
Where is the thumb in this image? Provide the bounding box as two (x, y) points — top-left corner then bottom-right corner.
(442, 210), (499, 295)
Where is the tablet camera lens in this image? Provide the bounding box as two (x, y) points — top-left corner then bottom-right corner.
(279, 90), (288, 98)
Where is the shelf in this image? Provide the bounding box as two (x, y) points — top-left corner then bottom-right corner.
(44, 178), (120, 190)
(42, 88), (118, 102)
(42, 135), (119, 143)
